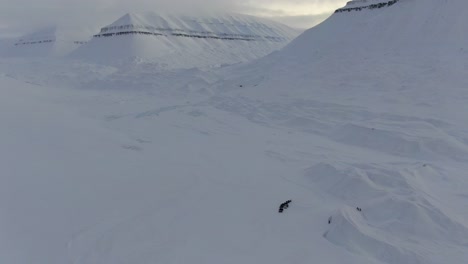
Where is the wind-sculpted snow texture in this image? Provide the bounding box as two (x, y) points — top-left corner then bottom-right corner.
(71, 12), (301, 68)
(1, 0), (468, 264)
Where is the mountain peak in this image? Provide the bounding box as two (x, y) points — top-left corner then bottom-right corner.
(73, 12), (301, 68)
(280, 0), (468, 61)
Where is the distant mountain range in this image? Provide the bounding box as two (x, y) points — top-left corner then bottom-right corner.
(1, 13), (302, 69)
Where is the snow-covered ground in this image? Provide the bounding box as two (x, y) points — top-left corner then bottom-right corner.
(1, 0), (468, 263)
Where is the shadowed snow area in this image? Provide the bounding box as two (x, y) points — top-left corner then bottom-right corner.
(1, 0), (468, 264)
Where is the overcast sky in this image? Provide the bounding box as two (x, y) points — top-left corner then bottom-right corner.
(0, 0), (347, 37)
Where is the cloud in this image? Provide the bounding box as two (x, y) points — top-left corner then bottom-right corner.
(239, 0), (345, 16)
(236, 1), (346, 29)
(0, 0), (347, 36)
(267, 13), (334, 29)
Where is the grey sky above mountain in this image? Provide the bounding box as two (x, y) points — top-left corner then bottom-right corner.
(0, 0), (348, 37)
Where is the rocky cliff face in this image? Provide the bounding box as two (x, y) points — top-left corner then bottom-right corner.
(335, 0), (400, 13)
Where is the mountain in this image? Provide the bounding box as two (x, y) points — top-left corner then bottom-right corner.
(3, 26), (91, 57)
(211, 1), (468, 263)
(282, 0), (468, 59)
(231, 0), (468, 101)
(71, 12), (302, 68)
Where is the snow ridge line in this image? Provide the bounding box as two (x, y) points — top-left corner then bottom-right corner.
(335, 0), (400, 13)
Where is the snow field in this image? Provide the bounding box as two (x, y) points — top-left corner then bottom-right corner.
(2, 0), (468, 263)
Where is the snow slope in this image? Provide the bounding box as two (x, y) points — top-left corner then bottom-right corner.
(281, 0), (468, 58)
(0, 71), (371, 264)
(1, 1), (468, 264)
(210, 0), (468, 262)
(71, 12), (301, 68)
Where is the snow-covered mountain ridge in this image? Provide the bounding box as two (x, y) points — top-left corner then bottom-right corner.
(335, 0), (399, 13)
(3, 26), (91, 57)
(1, 13), (300, 66)
(72, 12), (301, 68)
(94, 13), (294, 42)
(14, 27), (88, 46)
(277, 0), (468, 60)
